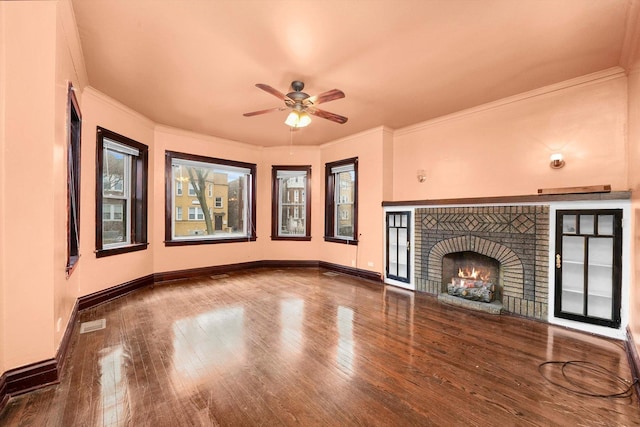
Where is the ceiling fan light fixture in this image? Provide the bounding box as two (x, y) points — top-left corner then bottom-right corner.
(298, 111), (311, 127)
(285, 110), (311, 128)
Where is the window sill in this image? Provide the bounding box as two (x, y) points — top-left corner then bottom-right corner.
(271, 236), (312, 241)
(96, 243), (149, 258)
(324, 236), (358, 245)
(65, 255), (80, 278)
(165, 236), (257, 246)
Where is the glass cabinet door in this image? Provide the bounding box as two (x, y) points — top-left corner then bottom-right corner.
(555, 210), (622, 328)
(386, 212), (410, 283)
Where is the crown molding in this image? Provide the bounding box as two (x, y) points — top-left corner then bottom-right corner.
(395, 67), (627, 137)
(154, 124), (260, 151)
(320, 125), (393, 149)
(83, 86), (155, 129)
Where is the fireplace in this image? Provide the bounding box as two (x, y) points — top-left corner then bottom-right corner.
(414, 205), (549, 320)
(443, 252), (501, 303)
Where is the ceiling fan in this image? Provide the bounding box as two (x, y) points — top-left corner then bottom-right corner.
(243, 81), (348, 128)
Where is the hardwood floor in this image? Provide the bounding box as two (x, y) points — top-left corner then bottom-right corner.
(1, 268), (639, 426)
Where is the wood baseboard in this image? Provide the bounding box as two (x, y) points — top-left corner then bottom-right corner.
(0, 301), (80, 413)
(2, 359), (58, 398)
(625, 326), (640, 399)
(0, 373), (7, 412)
(78, 274), (154, 311)
(319, 261), (382, 282)
(0, 261), (380, 411)
(154, 261), (264, 283)
(56, 301), (78, 373)
(154, 260), (381, 284)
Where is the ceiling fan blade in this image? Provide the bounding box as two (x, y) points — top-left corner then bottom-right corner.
(243, 107), (284, 117)
(255, 83), (293, 103)
(308, 108), (348, 124)
(305, 89), (345, 105)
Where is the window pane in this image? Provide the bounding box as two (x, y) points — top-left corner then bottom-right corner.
(561, 235), (584, 315)
(580, 215), (594, 235)
(563, 215), (576, 234)
(103, 199), (127, 245)
(598, 215), (614, 235)
(278, 172), (307, 237)
(67, 84), (81, 272)
(335, 171), (355, 238)
(172, 157), (252, 240)
(103, 149), (126, 195)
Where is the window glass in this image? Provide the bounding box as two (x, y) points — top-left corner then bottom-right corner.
(66, 84), (81, 274)
(271, 166), (311, 240)
(335, 169), (355, 239)
(166, 152), (256, 244)
(324, 158), (358, 243)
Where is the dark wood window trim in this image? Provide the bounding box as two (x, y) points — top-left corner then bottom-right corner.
(324, 157), (358, 245)
(95, 127), (149, 258)
(164, 151), (257, 246)
(66, 83), (81, 276)
(271, 165), (312, 241)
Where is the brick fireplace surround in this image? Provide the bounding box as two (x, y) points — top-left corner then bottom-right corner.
(415, 205), (549, 320)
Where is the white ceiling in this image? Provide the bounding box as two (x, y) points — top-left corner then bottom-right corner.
(71, 0), (638, 147)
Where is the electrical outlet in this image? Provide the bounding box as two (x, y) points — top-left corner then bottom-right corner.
(351, 260), (356, 267)
(56, 317), (62, 333)
(367, 261), (374, 267)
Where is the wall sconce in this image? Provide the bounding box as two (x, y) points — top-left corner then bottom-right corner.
(417, 169), (426, 183)
(549, 153), (565, 169)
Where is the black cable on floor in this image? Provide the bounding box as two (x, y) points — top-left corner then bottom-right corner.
(538, 360), (638, 399)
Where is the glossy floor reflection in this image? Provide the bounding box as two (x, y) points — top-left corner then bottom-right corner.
(1, 268), (639, 426)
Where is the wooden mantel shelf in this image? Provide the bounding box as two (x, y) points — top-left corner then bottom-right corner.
(382, 191), (631, 207)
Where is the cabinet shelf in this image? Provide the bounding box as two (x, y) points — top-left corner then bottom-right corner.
(562, 289), (612, 299)
(563, 260), (612, 268)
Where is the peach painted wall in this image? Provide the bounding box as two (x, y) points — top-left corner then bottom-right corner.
(0, 2), (6, 375)
(627, 57), (640, 350)
(52, 0), (86, 358)
(381, 128), (394, 201)
(77, 88), (155, 297)
(392, 70), (629, 201)
(0, 1), (58, 369)
(319, 128), (387, 276)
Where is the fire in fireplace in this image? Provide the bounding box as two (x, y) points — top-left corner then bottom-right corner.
(442, 252), (501, 303)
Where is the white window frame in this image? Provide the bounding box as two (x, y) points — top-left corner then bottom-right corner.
(188, 206), (205, 221)
(102, 140), (135, 248)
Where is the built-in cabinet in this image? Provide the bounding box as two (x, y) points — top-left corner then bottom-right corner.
(386, 211), (411, 284)
(555, 209), (622, 328)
